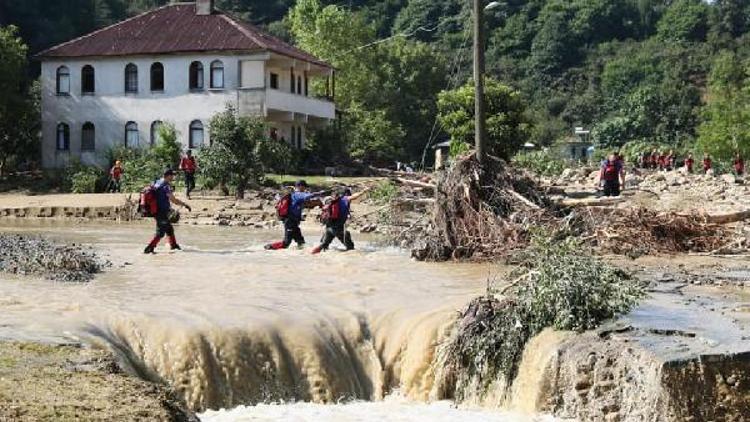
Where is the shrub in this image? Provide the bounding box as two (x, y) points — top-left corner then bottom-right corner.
(69, 166), (102, 193)
(369, 180), (399, 204)
(440, 234), (645, 401)
(512, 149), (567, 177)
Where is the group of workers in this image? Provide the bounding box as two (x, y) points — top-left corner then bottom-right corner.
(600, 149), (747, 198)
(107, 150), (199, 198)
(134, 155), (363, 255)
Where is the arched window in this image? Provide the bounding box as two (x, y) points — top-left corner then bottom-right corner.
(81, 122), (95, 151)
(56, 123), (70, 150)
(56, 66), (70, 95)
(150, 62), (164, 92)
(150, 121), (163, 145)
(189, 61), (204, 90)
(125, 63), (138, 93)
(125, 121), (139, 147)
(290, 68), (295, 93)
(297, 76), (302, 95)
(189, 120), (204, 148)
(81, 65), (95, 94)
(210, 60), (224, 89)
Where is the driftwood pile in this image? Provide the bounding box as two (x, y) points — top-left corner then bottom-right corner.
(576, 208), (732, 256)
(405, 155), (747, 261)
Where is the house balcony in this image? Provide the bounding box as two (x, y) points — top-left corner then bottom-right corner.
(238, 88), (335, 121)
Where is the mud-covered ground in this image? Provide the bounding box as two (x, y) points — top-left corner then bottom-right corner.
(0, 341), (197, 421)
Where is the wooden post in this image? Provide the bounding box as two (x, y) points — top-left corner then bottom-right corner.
(473, 0), (487, 165)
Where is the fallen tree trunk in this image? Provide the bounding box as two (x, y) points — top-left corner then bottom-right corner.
(703, 210), (750, 224)
(561, 197), (627, 207)
(393, 177), (436, 189)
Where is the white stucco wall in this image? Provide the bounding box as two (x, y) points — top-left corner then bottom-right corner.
(41, 52), (334, 168)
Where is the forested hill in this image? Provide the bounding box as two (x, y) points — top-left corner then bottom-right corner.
(2, 0), (750, 165)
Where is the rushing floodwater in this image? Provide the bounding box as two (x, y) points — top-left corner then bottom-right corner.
(0, 221), (558, 420)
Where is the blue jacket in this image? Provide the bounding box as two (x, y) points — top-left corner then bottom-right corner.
(339, 196), (351, 223)
(153, 179), (172, 213)
(289, 191), (313, 220)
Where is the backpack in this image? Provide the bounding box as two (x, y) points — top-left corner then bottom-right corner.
(319, 199), (341, 224)
(602, 161), (619, 181)
(138, 184), (159, 217)
(275, 193), (292, 220)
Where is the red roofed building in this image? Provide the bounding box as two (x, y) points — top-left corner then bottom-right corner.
(37, 0), (335, 168)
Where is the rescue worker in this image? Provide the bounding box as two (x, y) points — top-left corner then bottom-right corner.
(667, 149), (676, 171)
(735, 152), (745, 176)
(144, 169), (191, 254)
(108, 160), (124, 192)
(179, 150), (198, 199)
(311, 187), (368, 254)
(685, 153), (695, 173)
(703, 153), (712, 173)
(650, 150), (659, 170)
(599, 152), (625, 197)
(265, 180), (322, 250)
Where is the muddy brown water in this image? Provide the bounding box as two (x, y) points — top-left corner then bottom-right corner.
(0, 221), (560, 420)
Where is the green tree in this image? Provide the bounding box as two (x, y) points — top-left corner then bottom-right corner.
(0, 25), (38, 175)
(656, 0), (710, 42)
(200, 105), (286, 198)
(697, 52), (750, 161)
(346, 105), (405, 164)
(437, 78), (530, 160)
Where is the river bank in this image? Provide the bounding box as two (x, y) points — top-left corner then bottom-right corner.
(0, 341), (196, 421)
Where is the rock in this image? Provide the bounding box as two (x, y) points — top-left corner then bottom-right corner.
(722, 174), (737, 184)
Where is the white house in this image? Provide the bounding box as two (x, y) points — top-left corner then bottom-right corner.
(36, 0), (336, 168)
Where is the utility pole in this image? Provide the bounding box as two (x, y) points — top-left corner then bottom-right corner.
(473, 0), (487, 165)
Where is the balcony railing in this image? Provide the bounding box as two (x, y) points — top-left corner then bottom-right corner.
(238, 88), (335, 120)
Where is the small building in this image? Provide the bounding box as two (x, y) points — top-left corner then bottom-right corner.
(36, 0), (335, 168)
(433, 141), (451, 170)
(556, 127), (592, 161)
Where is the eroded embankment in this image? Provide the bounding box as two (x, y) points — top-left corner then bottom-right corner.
(0, 341), (196, 421)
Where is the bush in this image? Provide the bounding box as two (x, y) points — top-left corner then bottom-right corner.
(369, 180), (399, 204)
(105, 122), (183, 191)
(512, 149), (567, 177)
(440, 234), (645, 400)
(69, 167), (102, 193)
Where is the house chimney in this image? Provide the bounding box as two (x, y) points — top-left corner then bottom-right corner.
(196, 0), (214, 15)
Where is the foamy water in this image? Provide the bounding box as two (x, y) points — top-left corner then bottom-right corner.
(199, 393), (558, 422)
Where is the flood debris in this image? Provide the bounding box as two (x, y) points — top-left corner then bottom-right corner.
(435, 236), (645, 402)
(0, 234), (108, 282)
(409, 155), (554, 261)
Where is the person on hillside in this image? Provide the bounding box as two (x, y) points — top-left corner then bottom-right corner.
(666, 149), (676, 171)
(684, 153), (695, 173)
(265, 180), (323, 250)
(650, 150), (659, 170)
(639, 152), (649, 169)
(658, 151), (667, 171)
(179, 150), (198, 199)
(599, 153), (625, 197)
(311, 187), (368, 254)
(143, 169), (192, 254)
(108, 160), (124, 193)
(734, 152), (745, 176)
(703, 153), (713, 174)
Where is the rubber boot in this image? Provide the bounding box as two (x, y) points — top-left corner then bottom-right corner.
(143, 245), (156, 254)
(311, 245), (323, 254)
(169, 236), (180, 250)
(264, 241), (285, 250)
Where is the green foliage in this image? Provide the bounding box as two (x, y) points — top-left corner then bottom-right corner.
(346, 106), (405, 164)
(437, 78), (530, 160)
(512, 150), (567, 177)
(200, 105), (284, 198)
(445, 235), (644, 399)
(697, 51), (750, 162)
(369, 180), (399, 204)
(69, 166), (103, 194)
(657, 0), (710, 42)
(105, 123), (182, 191)
(0, 26), (38, 174)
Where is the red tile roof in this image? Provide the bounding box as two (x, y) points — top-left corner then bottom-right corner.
(35, 3), (330, 68)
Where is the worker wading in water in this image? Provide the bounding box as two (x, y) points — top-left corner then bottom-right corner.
(143, 169), (192, 254)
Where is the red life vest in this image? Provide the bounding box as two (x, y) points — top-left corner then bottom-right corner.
(602, 160), (619, 181)
(138, 184), (159, 217)
(275, 193), (292, 220)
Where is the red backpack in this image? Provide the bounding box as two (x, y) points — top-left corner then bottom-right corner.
(138, 184), (159, 217)
(275, 193), (292, 220)
(320, 199), (341, 224)
(602, 160), (619, 181)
